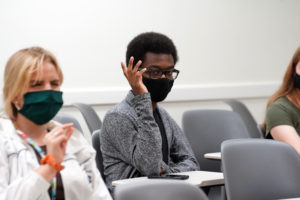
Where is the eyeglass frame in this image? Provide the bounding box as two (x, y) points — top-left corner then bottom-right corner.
(138, 67), (180, 80)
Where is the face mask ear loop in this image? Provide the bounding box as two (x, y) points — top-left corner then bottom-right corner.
(14, 101), (21, 110)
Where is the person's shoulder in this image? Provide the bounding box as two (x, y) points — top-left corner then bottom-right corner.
(107, 100), (127, 113)
(265, 97), (298, 136)
(0, 115), (13, 126)
(0, 116), (16, 137)
(0, 117), (24, 154)
(104, 99), (135, 121)
(268, 97), (295, 113)
(102, 104), (136, 133)
(266, 96), (299, 127)
(107, 91), (151, 115)
(273, 96), (290, 105)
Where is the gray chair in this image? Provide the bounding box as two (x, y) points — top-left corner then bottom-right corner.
(222, 139), (300, 200)
(54, 113), (83, 133)
(72, 103), (102, 135)
(91, 129), (106, 182)
(114, 179), (208, 200)
(223, 99), (264, 138)
(182, 109), (251, 172)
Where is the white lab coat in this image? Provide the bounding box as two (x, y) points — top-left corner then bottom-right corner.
(0, 118), (112, 200)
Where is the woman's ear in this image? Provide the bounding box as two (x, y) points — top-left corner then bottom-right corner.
(14, 102), (20, 110)
(12, 97), (21, 110)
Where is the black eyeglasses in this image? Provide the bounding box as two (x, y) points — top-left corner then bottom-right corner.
(138, 68), (180, 80)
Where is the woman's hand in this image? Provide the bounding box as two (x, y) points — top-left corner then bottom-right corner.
(44, 123), (74, 164)
(121, 56), (148, 96)
(37, 123), (73, 182)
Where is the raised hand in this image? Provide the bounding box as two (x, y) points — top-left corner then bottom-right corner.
(37, 123), (73, 182)
(121, 56), (148, 96)
(44, 123), (74, 164)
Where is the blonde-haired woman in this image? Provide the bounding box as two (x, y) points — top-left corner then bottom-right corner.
(263, 46), (300, 155)
(0, 47), (112, 200)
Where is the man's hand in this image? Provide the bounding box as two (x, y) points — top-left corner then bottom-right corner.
(121, 56), (148, 96)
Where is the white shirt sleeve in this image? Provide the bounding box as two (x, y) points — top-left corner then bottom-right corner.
(0, 141), (50, 200)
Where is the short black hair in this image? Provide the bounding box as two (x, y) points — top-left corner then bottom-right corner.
(126, 32), (178, 67)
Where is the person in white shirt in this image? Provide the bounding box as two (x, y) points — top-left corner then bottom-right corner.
(0, 46), (112, 200)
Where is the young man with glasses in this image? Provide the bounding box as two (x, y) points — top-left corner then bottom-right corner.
(100, 32), (199, 191)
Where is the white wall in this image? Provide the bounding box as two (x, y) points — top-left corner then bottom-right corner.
(1, 0), (300, 138)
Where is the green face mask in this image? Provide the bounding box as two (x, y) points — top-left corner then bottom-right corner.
(18, 90), (63, 125)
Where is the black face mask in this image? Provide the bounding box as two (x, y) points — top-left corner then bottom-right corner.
(295, 73), (300, 90)
(142, 77), (174, 102)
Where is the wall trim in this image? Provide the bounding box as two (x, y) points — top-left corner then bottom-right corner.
(0, 82), (279, 108)
(61, 81), (280, 106)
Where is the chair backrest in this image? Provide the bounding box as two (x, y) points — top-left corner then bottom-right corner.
(182, 109), (250, 172)
(223, 99), (263, 138)
(114, 179), (208, 200)
(91, 129), (106, 182)
(72, 103), (102, 135)
(54, 113), (83, 133)
(222, 139), (300, 200)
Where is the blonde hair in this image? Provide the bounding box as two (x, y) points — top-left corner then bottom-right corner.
(3, 47), (63, 120)
(262, 46), (300, 131)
